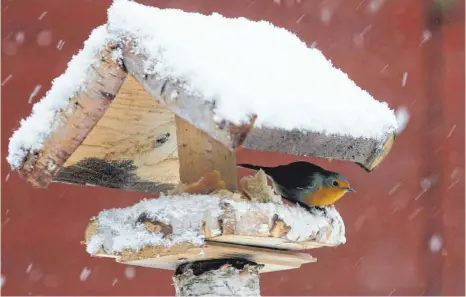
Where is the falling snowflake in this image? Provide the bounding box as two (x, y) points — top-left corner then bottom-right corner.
(28, 85), (42, 104)
(420, 29), (432, 46)
(395, 106), (410, 133)
(388, 288), (396, 296)
(296, 14), (306, 24)
(446, 124), (456, 138)
(420, 177), (435, 191)
(388, 183), (401, 195)
(57, 40), (65, 51)
(353, 25), (372, 48)
(366, 0), (385, 13)
(38, 11), (48, 20)
(320, 7), (332, 25)
(450, 168), (462, 179)
(2, 74), (13, 86)
(36, 30), (53, 47)
(428, 234), (443, 252)
(381, 64), (389, 73)
(408, 207), (423, 221)
(15, 31), (25, 44)
(80, 267), (91, 281)
(124, 267), (136, 279)
(401, 72), (408, 87)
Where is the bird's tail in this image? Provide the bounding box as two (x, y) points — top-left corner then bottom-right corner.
(237, 163), (269, 172)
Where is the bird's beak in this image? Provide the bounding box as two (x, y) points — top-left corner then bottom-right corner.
(346, 187), (356, 192)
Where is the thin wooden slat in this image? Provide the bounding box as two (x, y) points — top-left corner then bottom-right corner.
(92, 241), (316, 274)
(207, 235), (336, 250)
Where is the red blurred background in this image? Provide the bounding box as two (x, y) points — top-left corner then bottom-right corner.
(1, 0), (464, 295)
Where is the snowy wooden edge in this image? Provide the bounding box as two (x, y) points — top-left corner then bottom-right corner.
(8, 42), (128, 187)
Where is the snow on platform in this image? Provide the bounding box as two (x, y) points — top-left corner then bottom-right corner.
(85, 194), (346, 255)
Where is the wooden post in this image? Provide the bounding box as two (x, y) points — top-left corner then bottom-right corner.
(173, 259), (262, 296)
(175, 116), (237, 190)
(174, 117), (249, 296)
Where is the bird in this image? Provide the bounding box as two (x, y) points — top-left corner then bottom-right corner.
(237, 161), (355, 210)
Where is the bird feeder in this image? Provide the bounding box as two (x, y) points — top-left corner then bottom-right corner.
(6, 1), (398, 295)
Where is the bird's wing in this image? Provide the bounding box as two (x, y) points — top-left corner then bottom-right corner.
(268, 166), (318, 191)
(295, 185), (317, 192)
(293, 181), (318, 196)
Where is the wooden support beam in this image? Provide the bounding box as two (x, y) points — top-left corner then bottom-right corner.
(175, 116), (237, 191)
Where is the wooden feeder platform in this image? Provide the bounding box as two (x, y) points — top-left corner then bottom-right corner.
(83, 170), (345, 273)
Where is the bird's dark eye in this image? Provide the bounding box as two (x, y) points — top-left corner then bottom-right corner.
(332, 180), (339, 187)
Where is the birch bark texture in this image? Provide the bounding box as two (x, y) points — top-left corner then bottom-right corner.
(16, 43), (127, 187)
(173, 259), (262, 296)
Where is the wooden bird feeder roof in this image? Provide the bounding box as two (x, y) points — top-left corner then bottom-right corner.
(6, 0), (398, 192)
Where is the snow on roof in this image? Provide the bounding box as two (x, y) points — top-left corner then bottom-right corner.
(85, 194), (345, 255)
(107, 0), (398, 139)
(7, 0), (398, 170)
(6, 25), (111, 170)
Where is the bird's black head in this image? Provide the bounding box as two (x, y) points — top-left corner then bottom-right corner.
(322, 172), (355, 192)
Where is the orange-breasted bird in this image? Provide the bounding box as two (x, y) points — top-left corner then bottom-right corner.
(237, 161), (355, 209)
